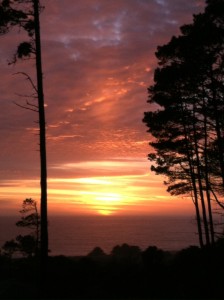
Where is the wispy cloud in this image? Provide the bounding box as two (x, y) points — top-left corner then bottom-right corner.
(0, 0), (204, 215)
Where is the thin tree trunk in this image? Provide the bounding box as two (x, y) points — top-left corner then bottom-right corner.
(33, 0), (48, 277)
(210, 69), (224, 188)
(189, 162), (204, 247)
(192, 105), (210, 245)
(202, 96), (215, 244)
(181, 104), (204, 247)
(34, 201), (40, 256)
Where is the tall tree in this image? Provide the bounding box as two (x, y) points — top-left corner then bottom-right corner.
(143, 0), (224, 246)
(33, 0), (48, 270)
(0, 0), (48, 269)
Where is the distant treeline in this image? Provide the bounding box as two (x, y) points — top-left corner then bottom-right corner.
(1, 241), (224, 299)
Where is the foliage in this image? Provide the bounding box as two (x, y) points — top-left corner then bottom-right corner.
(143, 0), (224, 247)
(16, 234), (36, 257)
(16, 198), (40, 230)
(111, 243), (142, 264)
(87, 246), (106, 258)
(1, 198), (40, 257)
(1, 239), (19, 257)
(1, 242), (224, 299)
(0, 0), (27, 34)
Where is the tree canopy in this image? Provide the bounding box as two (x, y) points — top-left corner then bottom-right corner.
(143, 0), (224, 247)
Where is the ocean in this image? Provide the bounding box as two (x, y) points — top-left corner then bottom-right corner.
(0, 215), (199, 256)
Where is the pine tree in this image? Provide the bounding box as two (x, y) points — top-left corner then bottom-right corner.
(143, 0), (224, 246)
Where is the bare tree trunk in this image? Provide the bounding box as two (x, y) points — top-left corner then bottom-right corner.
(192, 106), (210, 245)
(210, 69), (224, 188)
(34, 201), (40, 256)
(33, 0), (48, 277)
(181, 104), (204, 247)
(202, 96), (215, 244)
(190, 163), (204, 247)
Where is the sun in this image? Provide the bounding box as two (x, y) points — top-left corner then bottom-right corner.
(97, 209), (113, 216)
(48, 176), (128, 216)
(94, 192), (123, 215)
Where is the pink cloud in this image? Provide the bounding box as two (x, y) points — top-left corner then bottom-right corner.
(0, 0), (204, 214)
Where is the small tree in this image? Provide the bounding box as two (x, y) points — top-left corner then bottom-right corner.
(16, 198), (40, 256)
(1, 198), (40, 258)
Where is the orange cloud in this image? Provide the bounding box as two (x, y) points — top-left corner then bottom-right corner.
(0, 0), (204, 216)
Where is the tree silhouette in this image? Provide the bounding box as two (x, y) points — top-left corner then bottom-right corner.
(0, 0), (48, 289)
(1, 198), (40, 258)
(16, 198), (40, 255)
(143, 0), (224, 247)
(1, 239), (18, 258)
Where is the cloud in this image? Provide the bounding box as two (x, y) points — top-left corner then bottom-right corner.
(0, 0), (204, 214)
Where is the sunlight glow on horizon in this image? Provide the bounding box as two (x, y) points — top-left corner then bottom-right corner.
(0, 0), (205, 218)
(0, 171), (194, 216)
(97, 209), (113, 216)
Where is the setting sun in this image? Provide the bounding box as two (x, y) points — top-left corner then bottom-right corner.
(97, 209), (114, 216)
(0, 167), (194, 216)
(93, 192), (123, 215)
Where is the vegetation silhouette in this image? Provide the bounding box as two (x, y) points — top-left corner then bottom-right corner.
(1, 240), (224, 299)
(1, 0), (224, 299)
(0, 0), (49, 274)
(2, 199), (40, 258)
(143, 0), (224, 247)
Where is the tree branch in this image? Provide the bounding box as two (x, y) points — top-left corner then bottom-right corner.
(210, 187), (224, 209)
(13, 101), (38, 112)
(13, 72), (38, 93)
(15, 92), (38, 99)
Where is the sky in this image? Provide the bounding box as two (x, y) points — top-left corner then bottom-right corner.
(0, 0), (205, 216)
